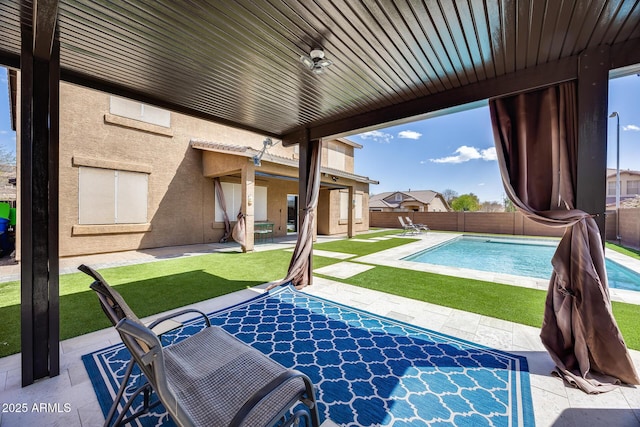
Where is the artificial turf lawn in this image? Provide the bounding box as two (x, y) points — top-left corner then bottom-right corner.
(0, 249), (342, 357)
(1, 232), (639, 357)
(607, 242), (640, 260)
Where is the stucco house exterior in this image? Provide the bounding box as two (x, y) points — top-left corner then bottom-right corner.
(606, 168), (640, 206)
(369, 190), (450, 212)
(0, 164), (16, 206)
(11, 77), (376, 257)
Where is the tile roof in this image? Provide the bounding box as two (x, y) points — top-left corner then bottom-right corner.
(190, 139), (378, 185)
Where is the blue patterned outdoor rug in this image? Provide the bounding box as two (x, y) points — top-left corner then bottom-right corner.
(83, 285), (534, 426)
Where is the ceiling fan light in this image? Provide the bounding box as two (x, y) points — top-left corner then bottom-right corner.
(300, 48), (332, 74)
(300, 55), (314, 69)
(316, 58), (333, 68)
(309, 49), (325, 59)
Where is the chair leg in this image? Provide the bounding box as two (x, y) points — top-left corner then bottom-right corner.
(104, 359), (135, 427)
(104, 358), (160, 427)
(112, 383), (161, 426)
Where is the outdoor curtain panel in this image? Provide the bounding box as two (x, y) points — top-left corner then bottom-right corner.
(232, 211), (246, 252)
(268, 139), (322, 290)
(213, 177), (232, 243)
(489, 82), (639, 393)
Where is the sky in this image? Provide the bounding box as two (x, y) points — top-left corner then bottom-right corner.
(351, 73), (640, 202)
(0, 68), (14, 159)
(0, 67), (639, 202)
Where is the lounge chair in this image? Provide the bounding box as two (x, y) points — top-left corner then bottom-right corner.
(398, 216), (420, 235)
(405, 217), (429, 233)
(80, 264), (320, 427)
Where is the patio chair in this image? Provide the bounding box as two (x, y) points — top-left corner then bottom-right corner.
(398, 216), (420, 235)
(405, 217), (429, 233)
(80, 264), (320, 427)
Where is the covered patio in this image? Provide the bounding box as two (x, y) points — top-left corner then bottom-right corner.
(1, 0), (640, 425)
(0, 236), (639, 426)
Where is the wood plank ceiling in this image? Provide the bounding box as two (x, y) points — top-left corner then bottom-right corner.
(1, 0), (639, 142)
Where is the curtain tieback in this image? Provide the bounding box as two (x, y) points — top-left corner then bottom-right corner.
(558, 286), (575, 297)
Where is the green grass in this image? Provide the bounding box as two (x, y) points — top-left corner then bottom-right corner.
(606, 242), (640, 260)
(317, 265), (547, 327)
(1, 234), (639, 357)
(317, 264), (640, 350)
(313, 232), (418, 257)
(0, 250), (342, 357)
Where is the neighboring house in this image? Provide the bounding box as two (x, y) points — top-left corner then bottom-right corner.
(369, 190), (450, 212)
(0, 164), (16, 207)
(10, 76), (376, 257)
(606, 168), (640, 206)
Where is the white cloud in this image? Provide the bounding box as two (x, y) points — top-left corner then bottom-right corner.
(623, 124), (640, 132)
(398, 130), (422, 140)
(478, 183), (485, 186)
(359, 130), (394, 144)
(430, 145), (497, 164)
(481, 146), (497, 161)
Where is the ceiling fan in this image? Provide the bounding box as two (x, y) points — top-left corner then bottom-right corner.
(299, 48), (333, 75)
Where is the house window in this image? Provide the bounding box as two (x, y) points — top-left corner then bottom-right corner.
(339, 191), (349, 221)
(394, 193), (403, 202)
(215, 182), (267, 222)
(78, 167), (148, 224)
(339, 191), (363, 221)
(355, 193), (363, 220)
(607, 181), (616, 196)
(110, 96), (171, 127)
(328, 142), (346, 170)
(627, 180), (640, 195)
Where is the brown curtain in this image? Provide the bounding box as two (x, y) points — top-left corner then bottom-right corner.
(214, 178), (232, 243)
(232, 211), (246, 252)
(489, 82), (639, 393)
(267, 139), (322, 290)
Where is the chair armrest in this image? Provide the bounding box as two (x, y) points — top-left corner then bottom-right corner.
(116, 318), (162, 365)
(147, 308), (211, 330)
(229, 369), (317, 427)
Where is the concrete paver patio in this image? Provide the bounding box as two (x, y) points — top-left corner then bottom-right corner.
(1, 232), (639, 426)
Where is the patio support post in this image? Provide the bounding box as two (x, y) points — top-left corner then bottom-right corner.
(241, 163), (255, 252)
(298, 136), (318, 285)
(20, 0), (60, 386)
(348, 186), (355, 238)
(575, 46), (610, 244)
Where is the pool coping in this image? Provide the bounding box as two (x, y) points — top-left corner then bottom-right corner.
(354, 232), (640, 306)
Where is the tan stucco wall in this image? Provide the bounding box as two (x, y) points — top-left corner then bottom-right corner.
(58, 83), (304, 256)
(17, 81), (370, 257)
(428, 197), (449, 212)
(607, 172), (640, 197)
(317, 186), (370, 235)
(321, 141), (356, 173)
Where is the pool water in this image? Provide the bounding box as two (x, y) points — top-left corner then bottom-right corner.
(404, 236), (640, 291)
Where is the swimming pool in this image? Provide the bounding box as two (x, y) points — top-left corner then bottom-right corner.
(403, 235), (640, 291)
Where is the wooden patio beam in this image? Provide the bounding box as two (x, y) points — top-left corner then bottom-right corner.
(32, 0), (58, 61)
(283, 37), (640, 146)
(282, 55), (577, 145)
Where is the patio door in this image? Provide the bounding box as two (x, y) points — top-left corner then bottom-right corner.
(287, 195), (298, 233)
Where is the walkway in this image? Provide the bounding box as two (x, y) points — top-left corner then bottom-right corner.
(1, 233), (639, 426)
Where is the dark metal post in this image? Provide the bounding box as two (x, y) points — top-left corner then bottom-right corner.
(20, 1), (60, 385)
(576, 46), (610, 245)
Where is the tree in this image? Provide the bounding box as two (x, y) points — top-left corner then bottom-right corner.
(451, 193), (480, 212)
(0, 146), (15, 165)
(479, 201), (504, 212)
(503, 196), (517, 212)
(441, 188), (458, 204)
